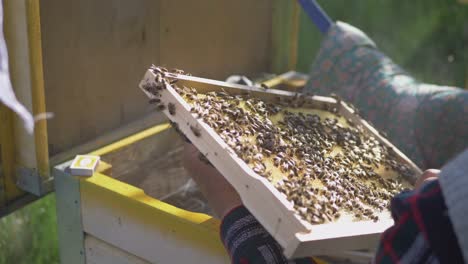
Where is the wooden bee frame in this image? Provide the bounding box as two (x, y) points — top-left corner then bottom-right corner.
(139, 69), (422, 258)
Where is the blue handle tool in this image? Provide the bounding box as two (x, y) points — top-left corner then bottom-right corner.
(296, 0), (333, 34)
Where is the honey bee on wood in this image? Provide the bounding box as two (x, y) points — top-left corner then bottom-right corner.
(198, 152), (212, 166)
(168, 103), (176, 115)
(330, 93), (342, 105)
(190, 125), (201, 137)
(151, 65), (168, 75)
(171, 68), (185, 75)
(155, 74), (163, 84)
(143, 83), (159, 95)
(156, 104), (166, 111)
(160, 66), (169, 72)
(148, 98), (161, 104)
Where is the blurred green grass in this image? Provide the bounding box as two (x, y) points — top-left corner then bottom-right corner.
(0, 194), (58, 264)
(0, 1), (466, 264)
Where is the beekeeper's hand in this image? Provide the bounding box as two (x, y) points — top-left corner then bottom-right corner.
(183, 142), (242, 219)
(415, 169), (440, 188)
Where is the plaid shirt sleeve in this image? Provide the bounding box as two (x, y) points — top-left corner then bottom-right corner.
(220, 206), (318, 264)
(374, 179), (463, 263)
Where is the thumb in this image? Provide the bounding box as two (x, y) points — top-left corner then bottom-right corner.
(415, 169), (440, 188)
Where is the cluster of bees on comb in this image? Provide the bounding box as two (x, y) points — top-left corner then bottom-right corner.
(143, 66), (415, 225)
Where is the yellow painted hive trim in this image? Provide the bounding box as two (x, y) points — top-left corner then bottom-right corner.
(27, 0), (50, 178)
(81, 172), (223, 251)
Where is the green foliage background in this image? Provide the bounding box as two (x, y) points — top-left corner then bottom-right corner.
(0, 195), (58, 264)
(297, 0), (467, 87)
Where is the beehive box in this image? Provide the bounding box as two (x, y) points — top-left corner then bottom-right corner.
(139, 67), (422, 258)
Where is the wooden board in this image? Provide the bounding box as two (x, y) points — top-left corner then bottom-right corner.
(39, 0), (273, 155)
(85, 235), (150, 264)
(138, 69), (422, 258)
(40, 0), (162, 155)
(49, 112), (167, 165)
(80, 172), (229, 264)
(159, 0), (272, 79)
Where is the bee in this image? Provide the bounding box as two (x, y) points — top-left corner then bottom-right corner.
(253, 167), (263, 174)
(149, 98), (161, 104)
(253, 153), (263, 161)
(168, 103), (176, 115)
(190, 125), (201, 137)
(198, 152), (212, 166)
(330, 93), (342, 105)
(156, 104), (166, 111)
(151, 66), (167, 75)
(143, 83), (159, 94)
(171, 68), (185, 75)
(155, 74), (163, 84)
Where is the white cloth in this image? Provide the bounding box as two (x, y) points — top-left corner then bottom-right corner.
(439, 148), (468, 263)
(0, 1), (34, 134)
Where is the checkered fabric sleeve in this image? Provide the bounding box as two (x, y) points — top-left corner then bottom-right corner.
(220, 206), (317, 264)
(373, 180), (464, 263)
(305, 22), (468, 169)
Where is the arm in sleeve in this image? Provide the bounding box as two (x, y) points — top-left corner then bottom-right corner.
(374, 180), (463, 263)
(220, 206), (317, 264)
(415, 90), (468, 168)
(304, 22), (468, 169)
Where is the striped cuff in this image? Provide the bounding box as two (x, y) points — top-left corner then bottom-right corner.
(221, 206), (316, 264)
